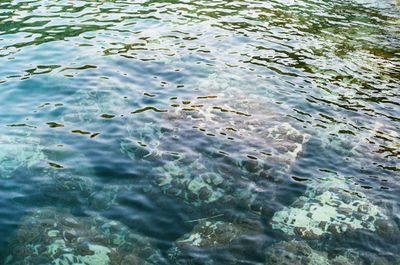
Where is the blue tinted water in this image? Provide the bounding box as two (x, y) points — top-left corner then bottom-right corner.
(0, 0), (399, 264)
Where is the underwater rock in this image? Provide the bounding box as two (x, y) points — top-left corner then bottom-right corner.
(154, 157), (268, 211)
(42, 174), (95, 208)
(4, 207), (166, 265)
(265, 240), (392, 265)
(317, 122), (399, 172)
(150, 147), (304, 220)
(50, 174), (96, 197)
(41, 170), (134, 212)
(120, 76), (310, 214)
(88, 185), (125, 211)
(155, 159), (226, 206)
(61, 88), (120, 124)
(176, 221), (243, 248)
(0, 135), (45, 179)
(265, 240), (331, 265)
(168, 219), (263, 264)
(259, 122), (310, 175)
(336, 249), (393, 265)
(264, 240), (363, 265)
(164, 92), (310, 176)
(153, 151), (298, 219)
(271, 175), (392, 239)
(120, 140), (152, 160)
(89, 190), (116, 211)
(369, 122), (400, 160)
(122, 73), (309, 174)
(120, 138), (181, 162)
(182, 219), (262, 247)
(120, 120), (183, 164)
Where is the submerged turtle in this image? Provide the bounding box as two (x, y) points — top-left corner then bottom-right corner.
(4, 207), (166, 265)
(0, 135), (45, 179)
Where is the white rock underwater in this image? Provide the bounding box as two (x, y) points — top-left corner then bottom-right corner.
(4, 207), (166, 265)
(120, 87), (311, 210)
(0, 135), (46, 179)
(271, 175), (392, 239)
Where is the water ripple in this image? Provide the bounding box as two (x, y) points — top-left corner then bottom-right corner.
(0, 0), (399, 264)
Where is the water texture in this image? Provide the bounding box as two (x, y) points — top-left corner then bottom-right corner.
(0, 0), (399, 264)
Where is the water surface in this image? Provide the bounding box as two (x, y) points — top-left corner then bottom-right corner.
(0, 0), (399, 264)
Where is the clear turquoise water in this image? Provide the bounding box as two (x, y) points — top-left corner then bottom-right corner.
(0, 0), (399, 264)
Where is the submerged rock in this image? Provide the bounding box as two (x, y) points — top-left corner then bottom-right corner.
(259, 122), (310, 175)
(265, 240), (331, 265)
(88, 185), (126, 211)
(4, 208), (165, 265)
(50, 174), (96, 197)
(163, 90), (310, 177)
(41, 169), (135, 212)
(271, 175), (392, 239)
(176, 221), (246, 248)
(317, 121), (399, 176)
(119, 74), (310, 213)
(168, 219), (264, 264)
(61, 88), (120, 124)
(0, 135), (45, 179)
(155, 159), (226, 206)
(265, 240), (391, 265)
(120, 137), (181, 162)
(154, 157), (270, 213)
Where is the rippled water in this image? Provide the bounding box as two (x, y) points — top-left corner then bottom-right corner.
(0, 0), (399, 264)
